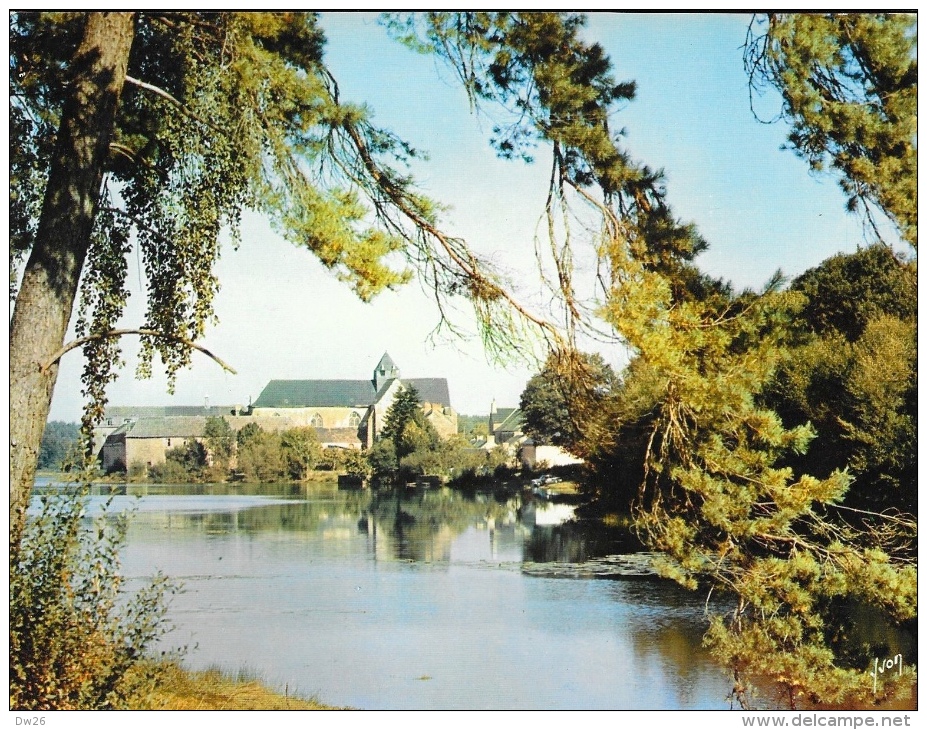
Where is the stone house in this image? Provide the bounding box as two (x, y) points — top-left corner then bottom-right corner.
(100, 416), (208, 473)
(488, 402), (525, 447)
(518, 440), (584, 470)
(482, 401), (584, 469)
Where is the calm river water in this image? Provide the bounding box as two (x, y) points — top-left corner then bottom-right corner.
(42, 481), (754, 709)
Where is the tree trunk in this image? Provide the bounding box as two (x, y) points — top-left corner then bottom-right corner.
(9, 12), (136, 548)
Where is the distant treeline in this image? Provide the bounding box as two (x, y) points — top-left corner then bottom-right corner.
(456, 414), (489, 437)
(38, 421), (81, 470)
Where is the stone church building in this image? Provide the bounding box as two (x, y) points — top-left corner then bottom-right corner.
(250, 352), (458, 447)
(95, 353), (457, 471)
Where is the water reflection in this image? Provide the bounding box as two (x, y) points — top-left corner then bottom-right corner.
(34, 481), (739, 708)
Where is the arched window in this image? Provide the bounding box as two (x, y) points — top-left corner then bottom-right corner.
(348, 411), (361, 428)
(310, 413), (323, 428)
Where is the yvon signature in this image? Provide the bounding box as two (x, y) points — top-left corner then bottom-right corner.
(870, 653), (904, 694)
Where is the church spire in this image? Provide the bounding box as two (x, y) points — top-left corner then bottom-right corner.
(373, 352), (400, 391)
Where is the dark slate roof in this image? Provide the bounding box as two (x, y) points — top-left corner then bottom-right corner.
(403, 379), (451, 408)
(105, 405), (237, 419)
(126, 417), (207, 439)
(105, 423), (132, 439)
(495, 408), (523, 432)
(254, 377), (452, 409)
(254, 380), (377, 408)
(373, 378), (397, 402)
(494, 407), (519, 423)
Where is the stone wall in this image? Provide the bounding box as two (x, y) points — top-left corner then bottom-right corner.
(126, 436), (197, 469)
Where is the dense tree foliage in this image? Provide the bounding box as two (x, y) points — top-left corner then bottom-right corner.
(144, 423), (324, 484)
(234, 428), (290, 484)
(763, 246), (917, 514)
(409, 10), (916, 707)
(149, 440), (209, 483)
(279, 427), (323, 480)
(203, 417), (235, 468)
(519, 351), (617, 453)
(9, 11), (554, 545)
(37, 421), (82, 470)
(10, 493), (175, 709)
(369, 385), (503, 483)
(317, 444), (369, 476)
(236, 422), (263, 449)
(746, 13), (917, 247)
(372, 385), (440, 482)
(597, 261), (915, 706)
(379, 385), (426, 457)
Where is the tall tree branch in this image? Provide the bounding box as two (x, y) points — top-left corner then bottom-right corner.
(124, 74), (225, 134)
(41, 329), (237, 375)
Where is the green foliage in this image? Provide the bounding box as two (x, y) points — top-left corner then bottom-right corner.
(403, 420), (441, 456)
(520, 367), (574, 448)
(486, 445), (514, 472)
(173, 440), (208, 473)
(789, 245), (917, 341)
(236, 430), (289, 483)
(456, 414), (489, 438)
(447, 443), (517, 489)
(373, 384), (470, 482)
(370, 389), (487, 483)
(10, 489), (177, 709)
(520, 350), (616, 453)
(236, 422), (264, 448)
(317, 446), (370, 477)
(234, 427), (322, 483)
(596, 245), (916, 704)
(148, 441), (208, 483)
(396, 422), (443, 479)
(37, 421), (82, 470)
(203, 416), (235, 466)
(280, 427), (323, 480)
(128, 461), (148, 482)
(379, 385), (424, 455)
(587, 220), (918, 703)
(367, 438), (398, 482)
(342, 449), (371, 478)
(765, 247), (917, 513)
(10, 10), (536, 449)
(746, 13), (917, 247)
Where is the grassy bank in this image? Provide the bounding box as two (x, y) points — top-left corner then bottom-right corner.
(126, 662), (344, 710)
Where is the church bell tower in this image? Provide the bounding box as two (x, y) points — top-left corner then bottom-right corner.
(373, 352), (400, 391)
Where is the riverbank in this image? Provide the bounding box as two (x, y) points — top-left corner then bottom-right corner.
(126, 662), (344, 710)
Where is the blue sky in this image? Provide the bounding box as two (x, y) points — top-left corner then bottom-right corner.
(45, 12), (897, 422)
